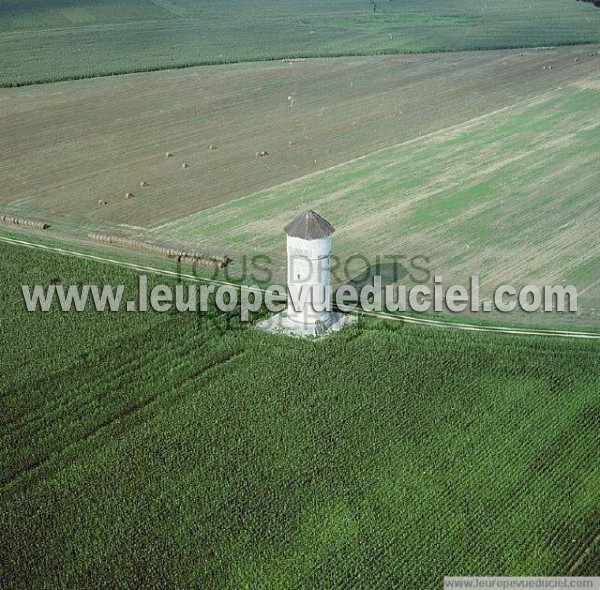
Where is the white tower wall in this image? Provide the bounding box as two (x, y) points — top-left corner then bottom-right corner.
(286, 234), (332, 326)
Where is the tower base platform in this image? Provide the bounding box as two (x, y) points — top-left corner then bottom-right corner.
(255, 311), (356, 338)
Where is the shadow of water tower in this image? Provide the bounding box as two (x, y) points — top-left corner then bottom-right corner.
(346, 260), (409, 291)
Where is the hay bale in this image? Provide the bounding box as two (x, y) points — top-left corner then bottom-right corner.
(98, 199), (107, 205)
(87, 233), (229, 268)
(181, 163), (189, 169)
(125, 192), (134, 199)
(0, 213), (50, 230)
(140, 181), (148, 188)
(208, 145), (217, 150)
(165, 152), (173, 158)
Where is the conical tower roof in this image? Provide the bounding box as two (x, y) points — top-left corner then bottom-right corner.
(284, 210), (335, 240)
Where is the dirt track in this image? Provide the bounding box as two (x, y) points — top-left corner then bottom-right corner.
(1, 235), (598, 340)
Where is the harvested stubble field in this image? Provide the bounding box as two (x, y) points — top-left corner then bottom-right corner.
(1, 45), (598, 327)
(1, 0), (599, 87)
(0, 243), (599, 588)
(156, 69), (600, 328)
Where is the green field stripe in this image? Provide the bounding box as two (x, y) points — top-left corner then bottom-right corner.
(1, 326), (247, 486)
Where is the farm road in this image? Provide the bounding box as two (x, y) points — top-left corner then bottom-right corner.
(1, 235), (598, 340)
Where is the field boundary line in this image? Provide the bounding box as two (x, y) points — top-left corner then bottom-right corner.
(152, 87), (562, 231)
(145, 0), (189, 18)
(0, 19), (179, 38)
(358, 310), (600, 340)
(0, 234), (244, 287)
(577, 277), (600, 297)
(568, 530), (600, 574)
(2, 235), (599, 340)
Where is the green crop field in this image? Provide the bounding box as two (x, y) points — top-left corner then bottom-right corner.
(0, 0), (170, 30)
(0, 0), (599, 86)
(1, 242), (599, 588)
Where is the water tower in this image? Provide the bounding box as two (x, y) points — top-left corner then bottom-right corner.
(284, 210), (335, 331)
